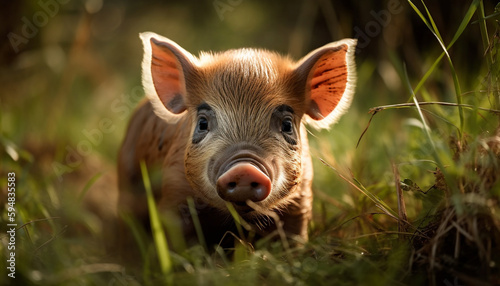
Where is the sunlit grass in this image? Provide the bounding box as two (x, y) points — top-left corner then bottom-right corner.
(140, 161), (172, 283)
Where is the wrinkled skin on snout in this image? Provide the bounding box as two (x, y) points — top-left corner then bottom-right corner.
(118, 32), (357, 250)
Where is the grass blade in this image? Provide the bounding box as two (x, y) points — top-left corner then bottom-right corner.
(477, 1), (500, 111)
(402, 65), (461, 197)
(392, 163), (409, 238)
(77, 172), (102, 202)
(368, 101), (500, 115)
(319, 158), (398, 220)
(408, 0), (479, 140)
(140, 161), (172, 281)
(225, 202), (245, 239)
(447, 0), (481, 49)
(407, 0), (481, 98)
(478, 1), (492, 66)
(420, 0), (442, 42)
(187, 197), (207, 251)
(120, 213), (148, 262)
(403, 64), (436, 153)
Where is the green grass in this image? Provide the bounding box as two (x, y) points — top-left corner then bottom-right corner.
(140, 161), (172, 283)
(1, 1), (500, 285)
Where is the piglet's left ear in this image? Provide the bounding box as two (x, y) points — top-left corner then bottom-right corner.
(140, 32), (197, 124)
(295, 39), (357, 129)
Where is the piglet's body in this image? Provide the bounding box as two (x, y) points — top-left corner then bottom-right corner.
(118, 32), (356, 248)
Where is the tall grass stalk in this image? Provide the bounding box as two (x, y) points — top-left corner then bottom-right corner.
(140, 161), (173, 282)
(407, 0), (481, 141)
(187, 197), (208, 251)
(478, 1), (500, 112)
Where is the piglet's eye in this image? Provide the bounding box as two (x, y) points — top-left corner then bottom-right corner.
(197, 117), (209, 131)
(281, 118), (293, 134)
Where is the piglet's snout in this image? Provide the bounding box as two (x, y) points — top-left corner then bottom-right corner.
(216, 163), (271, 203)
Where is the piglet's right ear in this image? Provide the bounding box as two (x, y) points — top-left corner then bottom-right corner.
(140, 32), (196, 123)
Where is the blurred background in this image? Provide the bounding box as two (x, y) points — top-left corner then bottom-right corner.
(0, 0), (498, 283)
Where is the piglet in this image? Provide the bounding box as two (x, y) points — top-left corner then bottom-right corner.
(118, 32), (356, 248)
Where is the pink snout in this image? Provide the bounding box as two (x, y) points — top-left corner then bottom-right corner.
(216, 163), (271, 203)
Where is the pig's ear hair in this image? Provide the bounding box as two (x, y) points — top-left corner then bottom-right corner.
(140, 32), (197, 124)
(295, 39), (357, 130)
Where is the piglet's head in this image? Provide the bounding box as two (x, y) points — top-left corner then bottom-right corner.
(140, 32), (356, 215)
